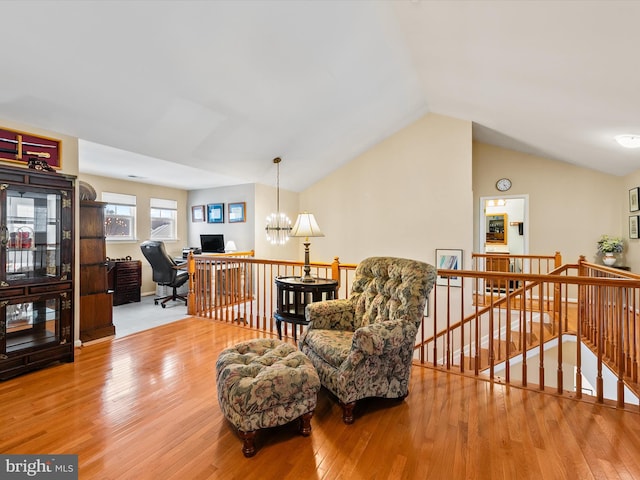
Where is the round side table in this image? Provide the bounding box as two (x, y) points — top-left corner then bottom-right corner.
(274, 276), (338, 341)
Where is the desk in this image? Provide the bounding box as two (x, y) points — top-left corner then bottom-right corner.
(274, 276), (338, 341)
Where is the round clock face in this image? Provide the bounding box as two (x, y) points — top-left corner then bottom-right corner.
(496, 178), (512, 191)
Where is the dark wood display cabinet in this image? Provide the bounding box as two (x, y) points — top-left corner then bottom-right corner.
(0, 164), (75, 380)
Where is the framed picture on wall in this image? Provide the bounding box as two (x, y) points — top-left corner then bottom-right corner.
(435, 249), (463, 287)
(207, 203), (224, 223)
(630, 187), (639, 212)
(191, 205), (205, 222)
(630, 216), (639, 239)
(228, 202), (246, 223)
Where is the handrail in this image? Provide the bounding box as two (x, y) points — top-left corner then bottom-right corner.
(186, 252), (357, 339)
(186, 250), (640, 410)
(431, 256), (640, 410)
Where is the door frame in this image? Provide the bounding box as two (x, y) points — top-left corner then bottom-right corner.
(479, 194), (529, 257)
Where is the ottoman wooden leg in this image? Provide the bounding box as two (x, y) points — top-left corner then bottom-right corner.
(298, 411), (314, 436)
(340, 401), (356, 425)
(238, 430), (257, 457)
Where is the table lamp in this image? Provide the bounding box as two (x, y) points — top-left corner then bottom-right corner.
(225, 240), (237, 253)
(289, 212), (324, 282)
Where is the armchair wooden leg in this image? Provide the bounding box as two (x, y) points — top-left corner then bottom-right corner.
(298, 411), (314, 436)
(238, 430), (257, 457)
(396, 391), (409, 401)
(340, 401), (356, 424)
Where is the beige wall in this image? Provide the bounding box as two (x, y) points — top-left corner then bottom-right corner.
(79, 173), (188, 295)
(622, 169), (640, 271)
(299, 113), (474, 267)
(473, 142), (621, 265)
(0, 117), (79, 177)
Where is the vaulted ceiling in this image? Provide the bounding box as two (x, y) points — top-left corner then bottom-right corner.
(2, 1), (639, 191)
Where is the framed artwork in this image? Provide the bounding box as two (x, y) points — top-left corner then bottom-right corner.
(436, 249), (463, 287)
(191, 205), (205, 223)
(630, 187), (639, 212)
(228, 202), (246, 223)
(0, 126), (61, 170)
(631, 216), (639, 239)
(207, 203), (224, 223)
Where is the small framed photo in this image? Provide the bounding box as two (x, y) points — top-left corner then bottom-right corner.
(630, 187), (639, 212)
(207, 203), (224, 223)
(630, 215), (639, 239)
(228, 202), (246, 223)
(436, 249), (463, 287)
(191, 205), (205, 223)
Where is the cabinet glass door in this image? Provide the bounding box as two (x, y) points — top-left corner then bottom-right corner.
(2, 295), (63, 356)
(2, 186), (66, 283)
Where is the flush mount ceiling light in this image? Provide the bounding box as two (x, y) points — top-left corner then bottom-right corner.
(615, 134), (640, 148)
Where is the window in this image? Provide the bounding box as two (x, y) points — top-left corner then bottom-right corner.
(103, 192), (137, 241)
(150, 198), (177, 241)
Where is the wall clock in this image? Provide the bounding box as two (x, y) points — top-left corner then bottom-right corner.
(496, 178), (512, 192)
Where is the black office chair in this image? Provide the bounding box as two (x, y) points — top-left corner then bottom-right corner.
(140, 240), (189, 308)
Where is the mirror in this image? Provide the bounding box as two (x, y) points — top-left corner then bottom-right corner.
(486, 213), (507, 245)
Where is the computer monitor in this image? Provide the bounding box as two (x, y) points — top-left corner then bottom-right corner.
(200, 234), (225, 253)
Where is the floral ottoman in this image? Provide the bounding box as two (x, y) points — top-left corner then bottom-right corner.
(215, 338), (321, 457)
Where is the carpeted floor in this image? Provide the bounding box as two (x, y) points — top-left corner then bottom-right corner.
(112, 294), (189, 338)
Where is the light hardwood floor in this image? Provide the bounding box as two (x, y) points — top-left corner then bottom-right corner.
(2, 317), (640, 479)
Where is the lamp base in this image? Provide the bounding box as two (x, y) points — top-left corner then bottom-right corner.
(299, 273), (316, 283)
(299, 241), (315, 282)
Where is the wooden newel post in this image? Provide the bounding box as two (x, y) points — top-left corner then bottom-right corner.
(187, 251), (196, 316)
(331, 256), (341, 288)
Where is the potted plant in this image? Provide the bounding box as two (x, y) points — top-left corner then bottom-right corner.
(597, 234), (624, 266)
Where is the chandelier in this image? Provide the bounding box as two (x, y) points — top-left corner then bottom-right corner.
(265, 157), (291, 245)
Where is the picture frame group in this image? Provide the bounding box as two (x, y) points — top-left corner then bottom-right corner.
(629, 187), (639, 239)
(191, 202), (247, 224)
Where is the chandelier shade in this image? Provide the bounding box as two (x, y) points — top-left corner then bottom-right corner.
(265, 157), (292, 245)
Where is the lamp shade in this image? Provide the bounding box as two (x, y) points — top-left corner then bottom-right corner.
(225, 240), (237, 252)
(290, 212), (324, 238)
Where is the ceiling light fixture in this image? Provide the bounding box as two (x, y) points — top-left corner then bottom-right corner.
(265, 157), (291, 245)
(615, 134), (640, 148)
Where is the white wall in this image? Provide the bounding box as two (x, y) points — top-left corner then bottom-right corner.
(187, 184), (255, 253)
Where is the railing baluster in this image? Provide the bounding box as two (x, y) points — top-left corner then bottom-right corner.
(187, 252), (640, 409)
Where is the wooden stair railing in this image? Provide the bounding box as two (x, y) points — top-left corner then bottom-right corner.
(431, 256), (640, 409)
(186, 253), (357, 340)
(185, 250), (640, 410)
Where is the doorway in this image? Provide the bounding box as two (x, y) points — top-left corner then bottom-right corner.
(479, 195), (529, 258)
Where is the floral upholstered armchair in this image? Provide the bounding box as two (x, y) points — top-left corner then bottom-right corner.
(298, 256), (436, 424)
